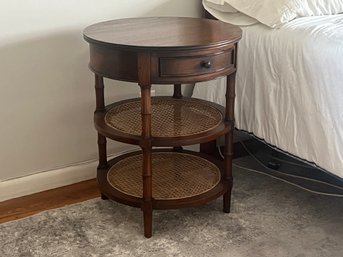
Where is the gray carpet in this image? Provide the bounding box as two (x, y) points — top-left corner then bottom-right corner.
(1, 166), (342, 257)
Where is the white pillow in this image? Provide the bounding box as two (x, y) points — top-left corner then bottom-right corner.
(224, 0), (343, 28)
(303, 0), (343, 16)
(204, 0), (237, 13)
(203, 0), (258, 26)
(223, 0), (303, 28)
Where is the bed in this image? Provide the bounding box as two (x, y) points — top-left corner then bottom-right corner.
(194, 0), (343, 179)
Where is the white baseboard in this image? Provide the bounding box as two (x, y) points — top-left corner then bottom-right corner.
(0, 146), (200, 202)
(0, 149), (138, 202)
(0, 160), (98, 202)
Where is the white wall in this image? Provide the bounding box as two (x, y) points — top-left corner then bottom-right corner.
(0, 1), (202, 187)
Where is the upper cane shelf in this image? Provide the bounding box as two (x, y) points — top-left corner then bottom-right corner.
(83, 17), (242, 51)
(94, 96), (231, 147)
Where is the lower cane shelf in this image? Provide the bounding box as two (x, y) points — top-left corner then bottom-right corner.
(97, 150), (227, 210)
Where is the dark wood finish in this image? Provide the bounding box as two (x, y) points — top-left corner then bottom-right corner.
(94, 74), (105, 112)
(159, 49), (234, 77)
(223, 73), (236, 213)
(84, 17), (242, 50)
(138, 52), (153, 237)
(173, 84), (182, 99)
(173, 84), (182, 152)
(94, 74), (108, 170)
(101, 193), (108, 200)
(200, 140), (217, 155)
(151, 46), (237, 84)
(84, 17), (242, 238)
(84, 18), (241, 84)
(97, 133), (108, 169)
(89, 45), (138, 82)
(0, 180), (100, 224)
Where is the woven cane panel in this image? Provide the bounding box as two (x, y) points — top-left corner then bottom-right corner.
(107, 152), (221, 200)
(105, 98), (223, 137)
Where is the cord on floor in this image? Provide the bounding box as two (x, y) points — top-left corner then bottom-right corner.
(217, 145), (343, 198)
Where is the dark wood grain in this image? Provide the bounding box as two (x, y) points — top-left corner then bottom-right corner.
(159, 49), (233, 77)
(84, 17), (242, 50)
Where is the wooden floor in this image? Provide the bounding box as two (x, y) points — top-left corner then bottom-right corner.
(0, 179), (100, 224)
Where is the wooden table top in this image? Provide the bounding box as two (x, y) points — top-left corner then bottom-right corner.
(83, 17), (242, 50)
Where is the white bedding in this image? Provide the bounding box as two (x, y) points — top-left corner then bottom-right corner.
(205, 0), (343, 28)
(193, 14), (343, 178)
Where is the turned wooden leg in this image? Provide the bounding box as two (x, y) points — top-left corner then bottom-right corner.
(101, 193), (109, 200)
(143, 211), (152, 238)
(173, 146), (183, 152)
(97, 133), (108, 201)
(223, 130), (234, 213)
(172, 84), (183, 152)
(173, 83), (182, 99)
(142, 147), (153, 238)
(223, 72), (236, 213)
(94, 74), (108, 169)
(200, 140), (217, 155)
(97, 133), (108, 169)
(139, 65), (153, 237)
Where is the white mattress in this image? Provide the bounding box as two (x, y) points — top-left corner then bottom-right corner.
(193, 14), (343, 178)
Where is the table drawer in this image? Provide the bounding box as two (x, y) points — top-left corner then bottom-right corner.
(159, 49), (234, 78)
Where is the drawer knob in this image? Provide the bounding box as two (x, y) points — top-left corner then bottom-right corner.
(201, 60), (212, 69)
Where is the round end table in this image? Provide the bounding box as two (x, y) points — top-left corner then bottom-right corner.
(84, 17), (242, 238)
